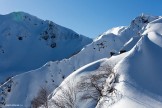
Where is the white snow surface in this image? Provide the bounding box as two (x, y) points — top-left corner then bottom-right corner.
(1, 13), (162, 108)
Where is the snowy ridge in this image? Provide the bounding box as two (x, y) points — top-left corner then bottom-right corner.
(106, 32), (162, 108)
(1, 13), (161, 108)
(47, 14), (162, 108)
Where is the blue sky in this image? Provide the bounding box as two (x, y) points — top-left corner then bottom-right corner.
(0, 0), (162, 38)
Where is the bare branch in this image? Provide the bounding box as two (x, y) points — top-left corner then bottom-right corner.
(31, 86), (49, 108)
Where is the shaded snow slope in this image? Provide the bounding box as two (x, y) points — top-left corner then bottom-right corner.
(0, 12), (92, 82)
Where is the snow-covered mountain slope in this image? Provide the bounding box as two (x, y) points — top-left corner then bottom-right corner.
(120, 36), (141, 51)
(47, 54), (127, 108)
(1, 27), (128, 107)
(1, 14), (161, 108)
(0, 12), (92, 82)
(98, 34), (162, 108)
(47, 15), (162, 108)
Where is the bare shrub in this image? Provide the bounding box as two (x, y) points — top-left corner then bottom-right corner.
(51, 81), (77, 108)
(77, 65), (117, 105)
(31, 87), (49, 108)
(50, 65), (118, 108)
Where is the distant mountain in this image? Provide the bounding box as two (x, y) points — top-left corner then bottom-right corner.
(0, 12), (92, 82)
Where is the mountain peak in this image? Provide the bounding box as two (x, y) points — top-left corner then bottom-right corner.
(0, 11), (43, 24)
(131, 13), (159, 25)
